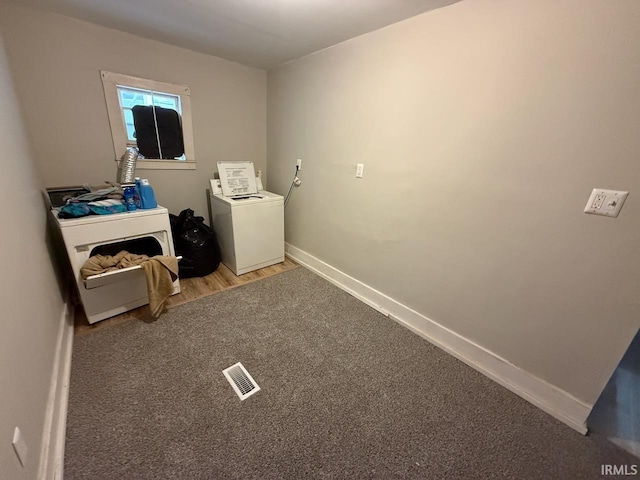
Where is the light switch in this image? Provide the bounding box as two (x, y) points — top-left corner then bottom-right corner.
(584, 188), (629, 218)
(356, 164), (364, 178)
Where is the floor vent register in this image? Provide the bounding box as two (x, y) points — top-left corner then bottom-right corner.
(222, 362), (261, 400)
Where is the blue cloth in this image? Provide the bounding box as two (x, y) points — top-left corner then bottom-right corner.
(58, 202), (126, 219)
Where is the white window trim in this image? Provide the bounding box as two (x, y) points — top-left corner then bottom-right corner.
(101, 70), (196, 170)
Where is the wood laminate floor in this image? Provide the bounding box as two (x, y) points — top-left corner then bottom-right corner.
(74, 257), (299, 336)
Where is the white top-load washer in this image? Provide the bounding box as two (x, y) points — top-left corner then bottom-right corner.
(209, 161), (284, 275)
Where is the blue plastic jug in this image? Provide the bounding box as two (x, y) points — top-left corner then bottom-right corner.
(139, 179), (157, 209)
(134, 177), (142, 208)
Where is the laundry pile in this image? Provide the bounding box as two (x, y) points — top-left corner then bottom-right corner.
(57, 186), (125, 218)
(81, 251), (178, 318)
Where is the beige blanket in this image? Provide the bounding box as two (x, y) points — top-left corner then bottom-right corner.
(140, 256), (178, 318)
(81, 251), (179, 318)
(80, 251), (149, 276)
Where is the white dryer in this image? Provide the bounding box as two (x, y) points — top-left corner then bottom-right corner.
(209, 162), (284, 275)
(52, 206), (180, 323)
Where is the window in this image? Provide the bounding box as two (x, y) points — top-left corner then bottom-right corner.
(101, 71), (196, 170)
(118, 86), (181, 145)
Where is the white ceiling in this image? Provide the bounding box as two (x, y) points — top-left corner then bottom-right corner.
(12, 0), (460, 69)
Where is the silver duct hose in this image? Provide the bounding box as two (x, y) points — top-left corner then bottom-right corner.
(119, 147), (139, 184)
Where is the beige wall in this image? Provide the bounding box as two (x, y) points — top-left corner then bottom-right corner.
(0, 29), (67, 479)
(268, 0), (640, 405)
(0, 4), (266, 219)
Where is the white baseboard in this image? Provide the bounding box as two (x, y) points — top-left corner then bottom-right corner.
(285, 243), (591, 434)
(38, 302), (74, 480)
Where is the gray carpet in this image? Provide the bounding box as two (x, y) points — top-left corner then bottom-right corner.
(65, 267), (635, 479)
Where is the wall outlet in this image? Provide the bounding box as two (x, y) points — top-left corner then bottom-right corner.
(591, 194), (606, 209)
(584, 188), (629, 217)
(356, 163), (364, 178)
(296, 158), (302, 170)
(12, 427), (27, 467)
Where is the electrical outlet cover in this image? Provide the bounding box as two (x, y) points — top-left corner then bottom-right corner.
(584, 188), (629, 217)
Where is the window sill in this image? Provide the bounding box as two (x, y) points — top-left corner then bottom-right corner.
(116, 159), (196, 170)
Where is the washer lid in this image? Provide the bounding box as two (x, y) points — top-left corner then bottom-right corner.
(212, 190), (283, 206)
(217, 161), (257, 196)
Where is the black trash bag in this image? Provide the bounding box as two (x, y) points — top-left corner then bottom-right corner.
(170, 209), (221, 278)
